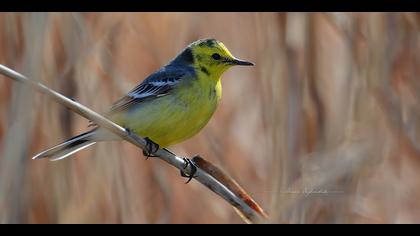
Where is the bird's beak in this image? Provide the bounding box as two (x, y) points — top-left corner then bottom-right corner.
(226, 58), (255, 66)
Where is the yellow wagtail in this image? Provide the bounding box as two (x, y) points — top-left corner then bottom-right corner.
(33, 39), (254, 168)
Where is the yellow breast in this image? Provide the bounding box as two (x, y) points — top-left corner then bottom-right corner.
(114, 78), (222, 147)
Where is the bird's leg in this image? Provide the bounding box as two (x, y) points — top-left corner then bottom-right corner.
(143, 137), (160, 159)
(180, 157), (198, 184)
(124, 128), (159, 159)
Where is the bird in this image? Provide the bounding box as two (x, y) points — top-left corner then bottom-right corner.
(32, 38), (254, 166)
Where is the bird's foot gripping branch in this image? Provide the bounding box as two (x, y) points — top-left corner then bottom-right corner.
(0, 64), (267, 223)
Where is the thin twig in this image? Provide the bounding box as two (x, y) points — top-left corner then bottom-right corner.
(0, 64), (266, 223)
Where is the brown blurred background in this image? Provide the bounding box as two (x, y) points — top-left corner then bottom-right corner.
(0, 13), (419, 223)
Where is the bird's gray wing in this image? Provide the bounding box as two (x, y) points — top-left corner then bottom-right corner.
(107, 66), (191, 115)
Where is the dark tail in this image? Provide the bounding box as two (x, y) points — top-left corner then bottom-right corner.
(32, 129), (97, 161)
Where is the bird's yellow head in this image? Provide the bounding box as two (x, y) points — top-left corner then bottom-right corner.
(172, 38), (254, 80)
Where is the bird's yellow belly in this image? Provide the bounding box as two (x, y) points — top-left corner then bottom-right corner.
(113, 81), (221, 147)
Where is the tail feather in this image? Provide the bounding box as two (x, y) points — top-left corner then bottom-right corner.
(32, 130), (97, 161)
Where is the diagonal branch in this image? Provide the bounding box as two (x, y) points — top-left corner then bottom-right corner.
(0, 64), (267, 223)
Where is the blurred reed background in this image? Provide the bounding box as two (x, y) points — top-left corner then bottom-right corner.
(0, 13), (419, 223)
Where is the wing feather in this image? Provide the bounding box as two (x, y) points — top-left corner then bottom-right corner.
(107, 67), (189, 115)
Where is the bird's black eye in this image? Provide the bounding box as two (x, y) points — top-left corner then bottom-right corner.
(211, 53), (221, 60)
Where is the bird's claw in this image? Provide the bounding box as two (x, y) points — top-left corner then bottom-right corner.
(142, 137), (160, 159)
(180, 157), (198, 184)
